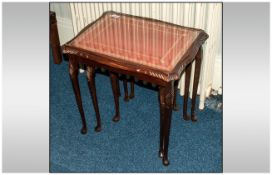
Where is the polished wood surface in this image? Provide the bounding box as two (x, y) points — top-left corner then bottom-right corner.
(62, 11), (208, 166)
(63, 11), (208, 84)
(69, 12), (201, 72)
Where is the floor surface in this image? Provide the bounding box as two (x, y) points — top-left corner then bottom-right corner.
(50, 55), (222, 173)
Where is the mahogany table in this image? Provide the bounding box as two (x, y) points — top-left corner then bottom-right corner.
(62, 11), (208, 166)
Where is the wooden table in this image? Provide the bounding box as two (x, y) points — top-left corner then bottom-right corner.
(62, 11), (208, 166)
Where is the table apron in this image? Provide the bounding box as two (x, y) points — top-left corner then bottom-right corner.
(72, 55), (175, 87)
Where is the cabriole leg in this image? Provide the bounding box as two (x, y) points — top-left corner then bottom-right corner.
(129, 77), (135, 99)
(191, 47), (203, 122)
(173, 81), (179, 111)
(123, 78), (129, 102)
(86, 66), (102, 132)
(159, 81), (174, 166)
(158, 87), (165, 159)
(116, 75), (121, 97)
(183, 62), (192, 121)
(69, 57), (87, 134)
(110, 72), (121, 122)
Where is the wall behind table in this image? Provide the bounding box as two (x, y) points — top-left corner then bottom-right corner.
(51, 2), (222, 109)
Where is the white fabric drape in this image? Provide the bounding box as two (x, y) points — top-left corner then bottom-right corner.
(68, 2), (222, 109)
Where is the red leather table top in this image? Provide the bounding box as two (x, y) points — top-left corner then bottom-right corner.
(67, 11), (206, 72)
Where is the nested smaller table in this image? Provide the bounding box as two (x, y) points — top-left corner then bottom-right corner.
(62, 11), (208, 166)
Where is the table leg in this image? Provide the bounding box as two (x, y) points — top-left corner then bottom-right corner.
(86, 66), (102, 132)
(110, 73), (121, 122)
(191, 47), (203, 122)
(173, 81), (179, 111)
(69, 57), (87, 134)
(116, 75), (121, 97)
(159, 81), (174, 166)
(158, 87), (165, 159)
(129, 77), (135, 99)
(123, 78), (130, 102)
(183, 62), (192, 121)
(50, 12), (62, 65)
